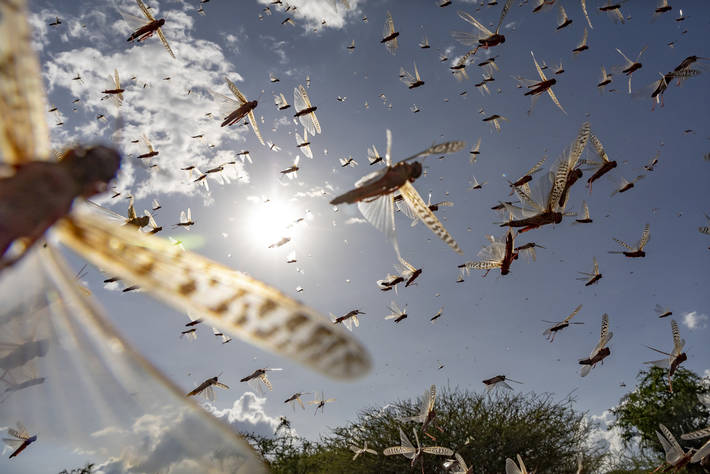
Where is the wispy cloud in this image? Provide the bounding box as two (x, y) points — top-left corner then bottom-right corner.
(257, 0), (362, 31)
(345, 217), (367, 225)
(682, 311), (708, 330)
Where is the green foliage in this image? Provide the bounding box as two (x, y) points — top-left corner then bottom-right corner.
(609, 367), (710, 472)
(245, 387), (606, 473)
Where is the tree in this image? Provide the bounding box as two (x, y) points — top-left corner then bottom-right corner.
(246, 387), (607, 473)
(609, 367), (710, 472)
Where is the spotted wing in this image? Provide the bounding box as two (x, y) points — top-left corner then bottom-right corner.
(136, 0), (155, 21)
(226, 78), (248, 105)
(0, 0), (51, 164)
(426, 384), (436, 414)
(156, 28), (176, 59)
(55, 204), (371, 380)
(681, 427), (710, 441)
(0, 248), (267, 472)
(589, 134), (610, 163)
(423, 446), (454, 456)
(259, 373), (273, 391)
(247, 110), (265, 146)
(457, 10), (493, 37)
(525, 155), (547, 176)
(400, 182), (462, 254)
(400, 140), (466, 163)
(383, 445), (416, 457)
(590, 313), (612, 358)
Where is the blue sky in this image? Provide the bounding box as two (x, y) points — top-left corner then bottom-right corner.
(2, 0), (709, 471)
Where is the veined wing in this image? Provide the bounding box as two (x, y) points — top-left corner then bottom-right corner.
(55, 205), (371, 380)
(156, 28), (176, 59)
(613, 238), (634, 251)
(400, 67), (416, 87)
(119, 8), (149, 31)
(357, 194), (397, 246)
(658, 424), (685, 463)
(383, 11), (395, 38)
(531, 51), (548, 82)
(247, 110), (265, 146)
(0, 248), (266, 472)
(0, 0), (50, 164)
(563, 304), (583, 323)
(400, 140), (466, 163)
(136, 0), (156, 21)
(638, 223), (650, 250)
(422, 446), (453, 456)
(259, 374), (273, 391)
(545, 84), (565, 114)
(226, 78), (248, 105)
(3, 437), (23, 448)
(400, 182), (462, 254)
(458, 10), (493, 37)
(670, 319), (685, 354)
(354, 167), (388, 189)
(495, 0), (514, 33)
(209, 90), (241, 118)
(525, 155), (547, 176)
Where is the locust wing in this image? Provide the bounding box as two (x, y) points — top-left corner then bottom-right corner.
(400, 182), (462, 254)
(55, 205), (371, 380)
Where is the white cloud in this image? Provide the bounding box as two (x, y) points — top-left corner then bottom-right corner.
(91, 394), (284, 473)
(585, 410), (627, 470)
(256, 0), (362, 31)
(345, 217), (367, 225)
(91, 404), (265, 474)
(203, 392), (291, 439)
(40, 0), (257, 203)
(682, 311), (708, 330)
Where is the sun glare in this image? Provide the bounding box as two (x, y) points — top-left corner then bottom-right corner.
(246, 199), (303, 248)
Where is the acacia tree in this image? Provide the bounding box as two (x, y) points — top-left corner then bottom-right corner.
(609, 367), (710, 472)
(246, 387), (607, 473)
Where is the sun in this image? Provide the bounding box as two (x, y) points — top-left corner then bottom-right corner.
(246, 199), (303, 248)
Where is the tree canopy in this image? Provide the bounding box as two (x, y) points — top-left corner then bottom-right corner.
(246, 387), (607, 473)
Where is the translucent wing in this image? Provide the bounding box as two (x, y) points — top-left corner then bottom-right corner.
(357, 194), (397, 247)
(3, 437), (23, 448)
(426, 384), (436, 413)
(400, 182), (462, 254)
(209, 90), (241, 118)
(55, 205), (371, 380)
(506, 457), (524, 474)
(458, 10), (493, 37)
(638, 223), (650, 250)
(400, 67), (416, 87)
(226, 78), (248, 105)
(563, 304), (583, 323)
(156, 28), (176, 59)
(136, 0), (155, 21)
(119, 8), (149, 31)
(400, 427), (415, 451)
(400, 140), (466, 162)
(545, 84), (565, 114)
(658, 424), (685, 462)
(0, 248), (266, 472)
(580, 0), (593, 28)
(422, 446), (453, 456)
(247, 110), (265, 146)
(495, 0), (514, 33)
(0, 0), (51, 164)
(526, 155), (547, 176)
